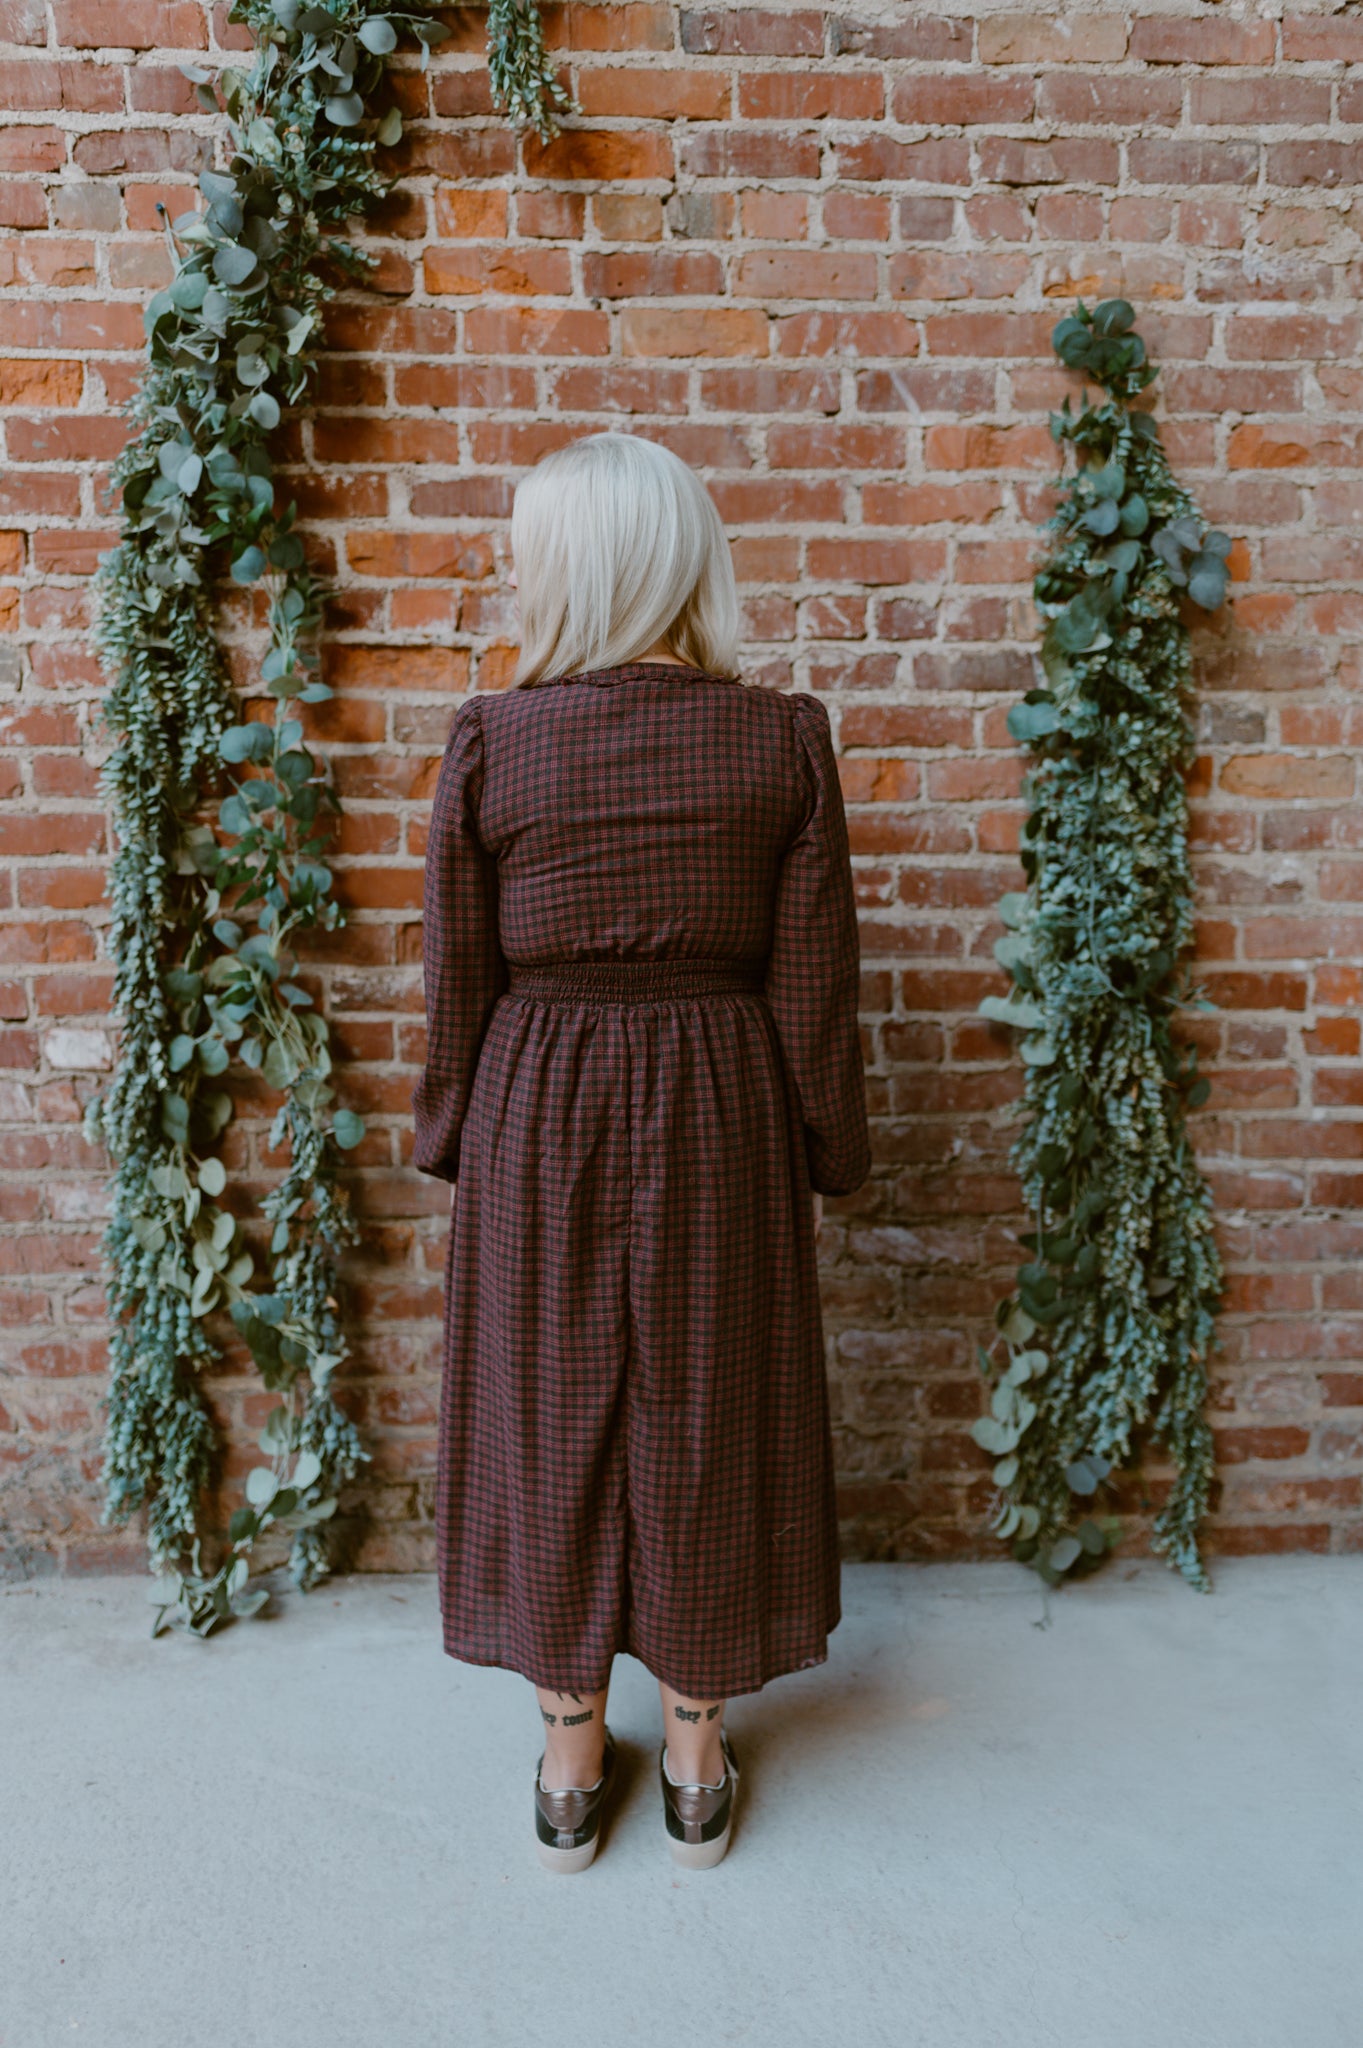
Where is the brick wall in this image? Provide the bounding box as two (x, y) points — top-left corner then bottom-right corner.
(3, 0), (1362, 1578)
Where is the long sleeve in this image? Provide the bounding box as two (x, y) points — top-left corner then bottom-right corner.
(412, 697), (508, 1183)
(764, 692), (872, 1199)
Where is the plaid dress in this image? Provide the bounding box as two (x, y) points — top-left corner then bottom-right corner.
(412, 661), (871, 1699)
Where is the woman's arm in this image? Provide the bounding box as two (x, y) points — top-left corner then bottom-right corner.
(412, 697), (508, 1183)
(763, 692), (872, 1201)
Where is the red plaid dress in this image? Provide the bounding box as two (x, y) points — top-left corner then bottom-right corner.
(412, 661), (871, 1699)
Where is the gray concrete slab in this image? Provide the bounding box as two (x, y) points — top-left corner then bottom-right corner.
(1, 1557), (1358, 2048)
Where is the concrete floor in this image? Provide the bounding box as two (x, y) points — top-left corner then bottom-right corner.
(1, 1558), (1358, 2048)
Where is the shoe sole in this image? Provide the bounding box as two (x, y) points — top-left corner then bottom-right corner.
(668, 1822), (731, 1870)
(536, 1834), (602, 1876)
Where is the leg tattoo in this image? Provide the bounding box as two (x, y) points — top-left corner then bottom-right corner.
(563, 1708), (594, 1727)
(674, 1706), (701, 1723)
(706, 1703), (721, 1720)
(540, 1707), (557, 1725)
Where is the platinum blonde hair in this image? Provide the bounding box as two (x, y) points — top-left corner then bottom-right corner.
(510, 432), (741, 687)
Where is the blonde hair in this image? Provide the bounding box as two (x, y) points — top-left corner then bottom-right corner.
(510, 432), (741, 687)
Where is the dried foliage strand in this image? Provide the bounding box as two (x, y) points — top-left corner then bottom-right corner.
(90, 0), (555, 1634)
(977, 300), (1228, 1592)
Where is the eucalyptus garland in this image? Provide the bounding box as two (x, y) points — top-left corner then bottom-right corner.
(976, 300), (1228, 1591)
(89, 0), (560, 1635)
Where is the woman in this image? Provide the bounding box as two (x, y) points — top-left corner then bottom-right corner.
(412, 432), (871, 1874)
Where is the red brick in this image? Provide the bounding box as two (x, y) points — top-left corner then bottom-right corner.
(523, 128), (672, 182)
(577, 65), (730, 120)
(740, 72), (883, 120)
(54, 0), (205, 45)
(680, 9), (823, 56)
(1131, 17), (1276, 64)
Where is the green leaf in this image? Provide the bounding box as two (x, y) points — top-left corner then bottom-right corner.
(376, 105), (403, 146)
(1118, 493), (1149, 536)
(1064, 1459), (1100, 1496)
(292, 1448), (323, 1490)
(220, 723), (271, 764)
(971, 1416), (1019, 1455)
(1187, 556), (1228, 611)
(992, 930), (1033, 975)
(170, 267), (209, 310)
(1007, 699), (1060, 742)
(248, 390), (281, 431)
(197, 1156), (227, 1197)
(1091, 298), (1135, 338)
(160, 1093), (190, 1141)
(245, 1466), (278, 1507)
(218, 792), (252, 836)
(263, 1039), (298, 1091)
(268, 531), (304, 569)
(1049, 1534), (1082, 1572)
(359, 18), (397, 53)
(331, 1108), (365, 1149)
(325, 92), (364, 126)
(230, 545), (267, 584)
(212, 242), (258, 287)
(979, 993), (1045, 1031)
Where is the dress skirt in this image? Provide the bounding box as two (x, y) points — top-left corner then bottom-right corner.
(412, 664), (872, 1700)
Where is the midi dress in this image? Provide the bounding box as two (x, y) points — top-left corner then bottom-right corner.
(412, 660), (871, 1701)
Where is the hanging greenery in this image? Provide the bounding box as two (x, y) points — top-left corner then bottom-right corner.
(488, 0), (574, 139)
(89, 0), (562, 1636)
(976, 299), (1229, 1592)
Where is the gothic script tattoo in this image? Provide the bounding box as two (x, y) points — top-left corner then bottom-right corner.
(674, 1705), (701, 1723)
(540, 1707), (557, 1725)
(563, 1709), (594, 1726)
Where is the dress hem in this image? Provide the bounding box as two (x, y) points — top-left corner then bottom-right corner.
(439, 1609), (841, 1702)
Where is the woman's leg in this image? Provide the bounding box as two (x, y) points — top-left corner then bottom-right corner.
(658, 1680), (727, 1784)
(534, 1680), (611, 1790)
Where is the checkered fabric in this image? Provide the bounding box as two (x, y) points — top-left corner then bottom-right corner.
(412, 662), (871, 1699)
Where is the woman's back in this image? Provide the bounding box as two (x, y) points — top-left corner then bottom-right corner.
(480, 662), (809, 970)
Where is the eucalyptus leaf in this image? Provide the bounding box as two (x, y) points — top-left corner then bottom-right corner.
(979, 993), (1045, 1031)
(331, 1108), (365, 1149)
(213, 243), (258, 287)
(245, 1465), (279, 1508)
(230, 545), (267, 584)
(1007, 699), (1061, 742)
(292, 1448), (323, 1490)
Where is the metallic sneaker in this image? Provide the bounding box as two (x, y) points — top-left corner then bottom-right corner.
(534, 1727), (617, 1874)
(659, 1730), (740, 1870)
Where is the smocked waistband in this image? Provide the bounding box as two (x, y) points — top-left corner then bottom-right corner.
(505, 958), (767, 1004)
